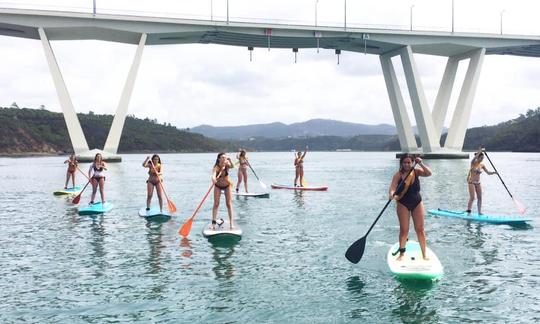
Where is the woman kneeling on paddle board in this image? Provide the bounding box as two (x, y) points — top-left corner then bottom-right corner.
(212, 153), (235, 229)
(143, 154), (164, 212)
(389, 154), (432, 261)
(88, 153), (107, 205)
(466, 150), (497, 215)
(294, 146), (308, 187)
(236, 149), (249, 193)
(64, 153), (78, 189)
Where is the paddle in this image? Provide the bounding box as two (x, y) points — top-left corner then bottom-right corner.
(149, 160), (177, 213)
(72, 180), (91, 204)
(483, 150), (526, 215)
(345, 162), (417, 264)
(246, 161), (267, 190)
(178, 168), (224, 237)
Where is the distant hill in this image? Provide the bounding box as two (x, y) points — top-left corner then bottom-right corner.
(459, 107), (540, 151)
(191, 119), (397, 140)
(0, 107), (232, 154)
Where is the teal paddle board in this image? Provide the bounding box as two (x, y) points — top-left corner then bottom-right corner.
(428, 208), (531, 224)
(138, 207), (172, 219)
(387, 240), (443, 280)
(78, 202), (114, 215)
(202, 219), (242, 239)
(53, 186), (82, 196)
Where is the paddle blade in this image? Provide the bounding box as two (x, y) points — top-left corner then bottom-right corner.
(72, 194), (82, 204)
(259, 180), (268, 190)
(345, 236), (367, 264)
(167, 199), (177, 214)
(513, 197), (526, 215)
(179, 217), (194, 238)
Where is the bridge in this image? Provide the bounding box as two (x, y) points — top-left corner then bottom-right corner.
(1, 8), (540, 160)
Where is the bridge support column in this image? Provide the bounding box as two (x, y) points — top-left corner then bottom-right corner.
(380, 46), (485, 158)
(39, 27), (89, 155)
(39, 29), (147, 162)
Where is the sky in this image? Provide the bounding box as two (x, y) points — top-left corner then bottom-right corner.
(0, 0), (539, 129)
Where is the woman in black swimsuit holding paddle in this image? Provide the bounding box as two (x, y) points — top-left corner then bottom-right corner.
(389, 154), (432, 261)
(212, 153), (235, 229)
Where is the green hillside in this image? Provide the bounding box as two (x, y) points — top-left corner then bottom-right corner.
(0, 107), (232, 154)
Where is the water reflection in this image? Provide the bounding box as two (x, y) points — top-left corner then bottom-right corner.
(88, 216), (107, 277)
(293, 190), (305, 209)
(392, 279), (439, 323)
(209, 237), (239, 281)
(145, 223), (165, 274)
(346, 276), (366, 301)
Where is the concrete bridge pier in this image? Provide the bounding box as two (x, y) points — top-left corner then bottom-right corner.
(39, 28), (147, 162)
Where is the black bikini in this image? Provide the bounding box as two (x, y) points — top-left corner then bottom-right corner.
(215, 168), (230, 190)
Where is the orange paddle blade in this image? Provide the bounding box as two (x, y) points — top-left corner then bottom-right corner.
(179, 217), (194, 237)
(72, 194), (82, 204)
(167, 199), (177, 213)
(513, 197), (526, 215)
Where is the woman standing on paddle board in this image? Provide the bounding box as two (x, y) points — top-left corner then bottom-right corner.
(143, 155), (164, 212)
(64, 154), (78, 189)
(294, 146), (308, 187)
(88, 153), (107, 205)
(212, 153), (235, 229)
(236, 149), (249, 193)
(466, 151), (497, 215)
(389, 154), (432, 261)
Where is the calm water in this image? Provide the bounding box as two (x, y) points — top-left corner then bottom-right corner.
(1, 152), (539, 323)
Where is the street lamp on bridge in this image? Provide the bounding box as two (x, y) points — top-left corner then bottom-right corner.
(500, 9), (506, 35)
(410, 5), (415, 31)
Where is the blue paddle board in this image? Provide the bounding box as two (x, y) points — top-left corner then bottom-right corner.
(78, 202), (114, 215)
(138, 207), (172, 219)
(53, 186), (82, 196)
(387, 240), (443, 280)
(428, 208), (531, 224)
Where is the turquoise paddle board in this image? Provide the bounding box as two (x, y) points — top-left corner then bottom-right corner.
(78, 202), (114, 215)
(202, 219), (242, 239)
(271, 184), (328, 191)
(428, 208), (531, 224)
(387, 240), (443, 280)
(53, 186), (82, 196)
(138, 207), (172, 219)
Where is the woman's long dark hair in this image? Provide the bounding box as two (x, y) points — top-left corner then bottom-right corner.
(399, 154), (414, 173)
(151, 154), (162, 165)
(93, 153), (102, 164)
(214, 152), (226, 168)
(239, 149), (246, 158)
(471, 152), (484, 165)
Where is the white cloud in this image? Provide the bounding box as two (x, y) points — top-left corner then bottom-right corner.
(0, 0), (539, 130)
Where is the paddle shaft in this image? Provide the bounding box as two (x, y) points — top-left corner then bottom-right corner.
(483, 151), (514, 198)
(246, 162), (261, 181)
(76, 166), (89, 180)
(73, 179), (91, 203)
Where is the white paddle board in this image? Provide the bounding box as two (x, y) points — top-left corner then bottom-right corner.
(387, 240), (443, 280)
(202, 219), (242, 238)
(138, 207), (172, 219)
(271, 184), (328, 191)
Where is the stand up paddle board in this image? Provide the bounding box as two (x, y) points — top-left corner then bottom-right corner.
(53, 186), (82, 196)
(387, 240), (443, 280)
(271, 184), (328, 191)
(428, 208), (531, 225)
(232, 192), (270, 198)
(138, 207), (172, 219)
(78, 202), (114, 215)
(202, 219), (242, 239)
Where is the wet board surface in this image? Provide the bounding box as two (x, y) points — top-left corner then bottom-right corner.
(428, 209), (531, 224)
(78, 202), (114, 215)
(138, 207), (172, 218)
(202, 220), (242, 238)
(271, 184), (328, 191)
(53, 186), (82, 196)
(387, 240), (443, 280)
